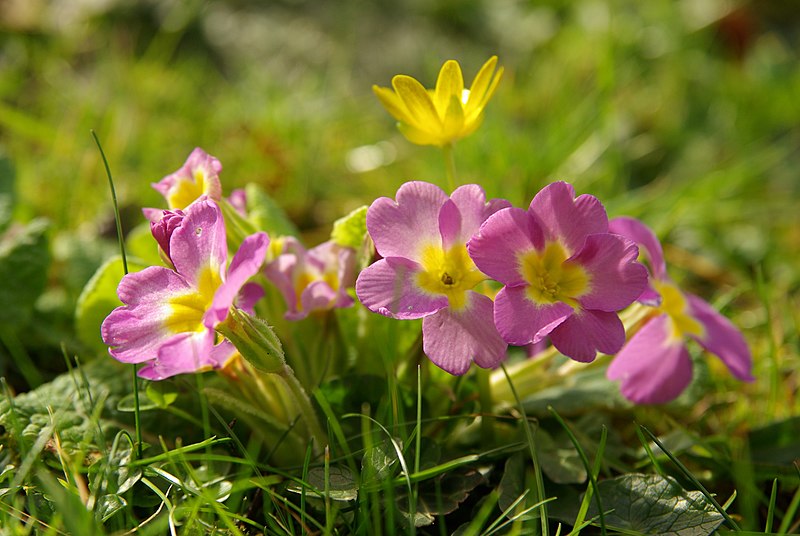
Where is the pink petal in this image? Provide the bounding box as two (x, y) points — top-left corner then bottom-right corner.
(264, 253), (301, 315)
(686, 294), (754, 381)
(608, 216), (667, 281)
(571, 233), (648, 312)
(152, 147), (223, 203)
(438, 199), (463, 251)
(205, 232), (269, 327)
(493, 286), (572, 345)
(549, 309), (626, 362)
(421, 293), (507, 375)
(366, 181), (449, 262)
(170, 199), (227, 287)
(468, 207), (544, 286)
(449, 184), (511, 243)
(607, 314), (693, 404)
(355, 257), (447, 319)
(529, 182), (608, 255)
(295, 280), (342, 318)
(237, 282), (265, 315)
(136, 331), (225, 380)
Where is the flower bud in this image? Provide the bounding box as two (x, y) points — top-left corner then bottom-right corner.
(217, 308), (285, 374)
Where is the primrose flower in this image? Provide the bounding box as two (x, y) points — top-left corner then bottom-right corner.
(102, 198), (269, 380)
(265, 238), (356, 320)
(151, 148), (223, 210)
(606, 217), (754, 404)
(356, 181), (509, 375)
(468, 182), (648, 362)
(373, 56), (503, 147)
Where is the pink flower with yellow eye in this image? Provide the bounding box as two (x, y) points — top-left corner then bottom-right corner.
(468, 182), (648, 362)
(102, 198), (268, 380)
(355, 181), (509, 375)
(265, 237), (356, 320)
(606, 217), (754, 404)
(152, 148), (223, 210)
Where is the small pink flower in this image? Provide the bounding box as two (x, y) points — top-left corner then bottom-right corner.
(151, 148), (223, 210)
(468, 182), (647, 362)
(102, 198), (268, 380)
(356, 181), (509, 375)
(606, 217), (754, 404)
(265, 238), (356, 320)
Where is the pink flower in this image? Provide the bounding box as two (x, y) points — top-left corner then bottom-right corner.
(151, 148), (223, 210)
(468, 181), (647, 362)
(102, 198), (269, 380)
(355, 181), (509, 375)
(265, 237), (356, 320)
(606, 217), (754, 404)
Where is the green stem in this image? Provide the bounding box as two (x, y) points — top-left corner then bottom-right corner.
(476, 367), (495, 445)
(277, 364), (329, 452)
(441, 142), (458, 192)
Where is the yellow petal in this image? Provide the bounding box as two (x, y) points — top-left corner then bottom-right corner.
(434, 60), (464, 117)
(441, 94), (466, 142)
(397, 122), (444, 146)
(373, 85), (409, 123)
(465, 56), (502, 122)
(392, 75), (441, 131)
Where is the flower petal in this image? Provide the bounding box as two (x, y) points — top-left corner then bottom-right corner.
(205, 231), (269, 327)
(468, 207), (544, 286)
(529, 182), (608, 255)
(686, 293), (754, 381)
(434, 60), (464, 116)
(237, 282), (265, 315)
(450, 184), (510, 244)
(493, 285), (572, 345)
(366, 181), (448, 261)
(102, 266), (192, 363)
(392, 75), (441, 131)
(372, 85), (409, 123)
(170, 199), (227, 287)
(464, 56), (502, 123)
(136, 331), (224, 380)
(607, 314), (693, 404)
(438, 199), (462, 251)
(571, 233), (648, 312)
(609, 216), (667, 281)
(422, 293), (507, 375)
(549, 309), (625, 362)
(356, 257), (447, 319)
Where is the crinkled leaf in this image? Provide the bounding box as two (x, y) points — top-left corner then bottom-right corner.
(587, 473), (725, 535)
(537, 427), (586, 484)
(0, 218), (50, 326)
(397, 468), (484, 527)
(331, 205), (368, 249)
(74, 255), (148, 353)
(244, 183), (299, 237)
(498, 451), (527, 514)
(96, 493), (127, 523)
(0, 155), (15, 233)
(362, 439), (400, 482)
(288, 466), (358, 501)
(522, 366), (630, 416)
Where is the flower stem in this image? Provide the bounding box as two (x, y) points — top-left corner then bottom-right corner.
(277, 364), (329, 452)
(476, 367), (495, 444)
(441, 142), (458, 192)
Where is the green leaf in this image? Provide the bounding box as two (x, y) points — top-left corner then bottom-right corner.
(537, 427), (586, 484)
(331, 205), (368, 249)
(74, 255), (148, 353)
(244, 183), (299, 237)
(0, 154), (15, 233)
(288, 466), (359, 501)
(0, 218), (50, 326)
(396, 468), (485, 527)
(124, 221), (163, 266)
(362, 439), (399, 482)
(145, 382), (178, 409)
(587, 473), (725, 535)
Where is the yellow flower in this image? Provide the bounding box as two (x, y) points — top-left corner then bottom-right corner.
(373, 56), (503, 147)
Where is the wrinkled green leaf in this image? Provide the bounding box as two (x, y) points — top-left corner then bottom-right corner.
(331, 205), (367, 249)
(74, 255), (148, 353)
(288, 466), (358, 501)
(537, 427), (586, 484)
(521, 366), (629, 416)
(498, 451), (527, 514)
(362, 439), (399, 482)
(0, 218), (50, 326)
(96, 493), (127, 523)
(587, 473), (725, 535)
(397, 468), (484, 527)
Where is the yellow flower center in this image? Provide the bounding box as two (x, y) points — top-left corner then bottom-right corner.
(653, 280), (705, 341)
(164, 265), (223, 333)
(294, 268), (340, 311)
(167, 169), (206, 209)
(518, 242), (590, 308)
(416, 244), (485, 311)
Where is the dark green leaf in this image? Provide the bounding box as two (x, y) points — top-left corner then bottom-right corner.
(0, 154), (15, 233)
(0, 219), (50, 326)
(587, 473), (725, 535)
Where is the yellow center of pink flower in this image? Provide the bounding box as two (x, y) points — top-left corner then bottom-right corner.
(164, 265), (223, 333)
(416, 244), (485, 311)
(653, 280), (705, 341)
(167, 169), (207, 209)
(518, 242), (590, 308)
(294, 268), (339, 311)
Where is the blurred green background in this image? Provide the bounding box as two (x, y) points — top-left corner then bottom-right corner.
(0, 0), (798, 419)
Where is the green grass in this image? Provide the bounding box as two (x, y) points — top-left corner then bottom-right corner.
(1, 0), (799, 534)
